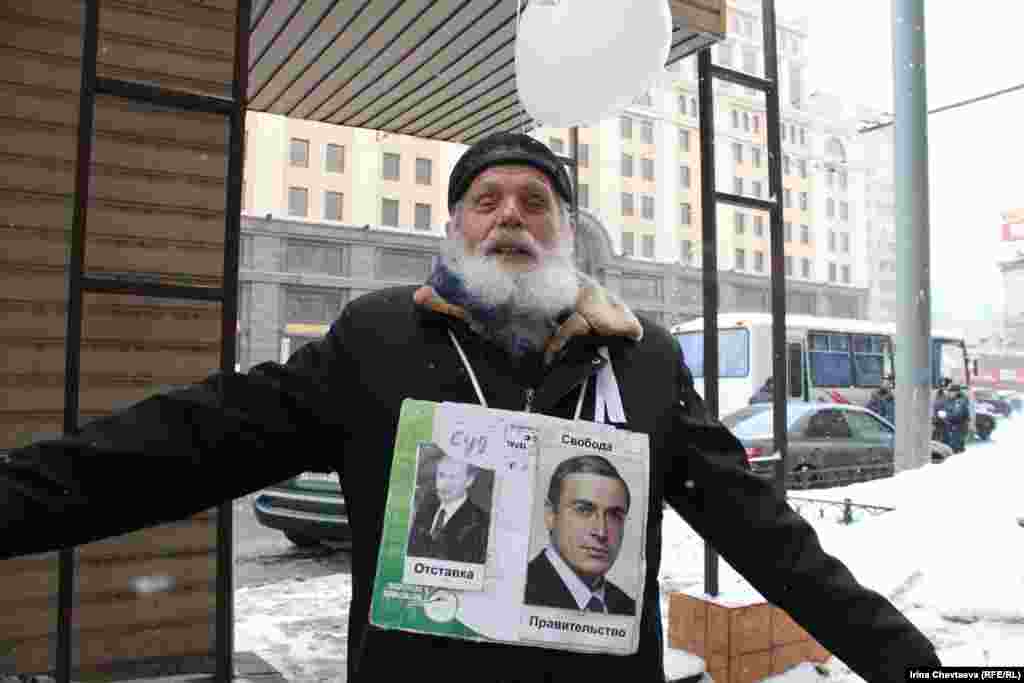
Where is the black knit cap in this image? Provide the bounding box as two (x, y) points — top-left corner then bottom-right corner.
(448, 131), (574, 211)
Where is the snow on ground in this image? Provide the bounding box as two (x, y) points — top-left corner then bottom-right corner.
(237, 416), (1024, 681)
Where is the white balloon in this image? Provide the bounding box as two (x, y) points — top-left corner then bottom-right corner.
(515, 0), (672, 128)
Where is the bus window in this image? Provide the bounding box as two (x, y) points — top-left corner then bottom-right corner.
(676, 328), (750, 379)
(808, 332), (853, 387)
(788, 343), (804, 398)
(852, 334), (888, 387)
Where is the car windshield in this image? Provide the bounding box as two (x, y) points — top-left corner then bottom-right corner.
(722, 404), (817, 438)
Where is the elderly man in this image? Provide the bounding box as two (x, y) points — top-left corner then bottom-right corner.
(1, 132), (939, 682)
(525, 455), (635, 616)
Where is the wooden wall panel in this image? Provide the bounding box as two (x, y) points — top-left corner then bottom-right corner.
(0, 0), (237, 675)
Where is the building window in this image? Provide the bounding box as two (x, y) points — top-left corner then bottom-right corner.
(800, 224), (810, 244)
(285, 287), (344, 324)
(753, 114), (760, 133)
(678, 94), (687, 115)
(415, 157), (433, 185)
(841, 232), (850, 253)
(751, 147), (762, 168)
(620, 116), (632, 139)
(641, 158), (655, 181)
(382, 152), (400, 180)
(735, 211), (746, 234)
(621, 192), (634, 216)
(784, 221), (793, 242)
(381, 198), (399, 227)
(789, 124), (796, 142)
(640, 119), (654, 144)
(828, 262), (837, 282)
(829, 230), (837, 252)
(288, 186), (308, 217)
(840, 169), (848, 190)
(578, 144), (590, 168)
(754, 250), (764, 272)
(622, 232), (635, 256)
(735, 248), (746, 271)
(802, 257), (811, 278)
(841, 264), (851, 283)
(578, 183), (589, 208)
(621, 153), (634, 177)
(324, 191), (343, 221)
(689, 97), (698, 117)
(754, 215), (764, 236)
(799, 127), (807, 145)
(642, 234), (655, 258)
(680, 128), (690, 151)
(641, 195), (655, 220)
(285, 241), (344, 276)
(680, 164), (691, 188)
(799, 159), (808, 178)
(784, 189), (792, 208)
(325, 143), (344, 173)
(799, 192), (808, 210)
(840, 200), (850, 221)
(752, 180), (762, 198)
(681, 239), (694, 264)
(783, 155), (791, 175)
(549, 137), (564, 154)
(827, 170), (835, 188)
(731, 110), (739, 128)
(743, 112), (751, 132)
(414, 203), (432, 231)
(827, 197), (836, 218)
(290, 138), (309, 167)
(785, 255), (794, 276)
(734, 177), (743, 195)
(680, 202), (691, 225)
(732, 142), (743, 163)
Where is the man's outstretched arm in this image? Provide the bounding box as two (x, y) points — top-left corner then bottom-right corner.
(665, 356), (940, 681)
(0, 313), (353, 560)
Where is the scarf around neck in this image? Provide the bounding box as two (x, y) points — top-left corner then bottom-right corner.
(413, 261), (644, 365)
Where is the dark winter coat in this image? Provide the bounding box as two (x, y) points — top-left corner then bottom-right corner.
(0, 285), (940, 682)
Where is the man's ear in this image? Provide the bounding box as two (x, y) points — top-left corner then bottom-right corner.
(543, 501), (556, 532)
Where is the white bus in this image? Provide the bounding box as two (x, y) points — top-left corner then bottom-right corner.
(670, 312), (970, 419)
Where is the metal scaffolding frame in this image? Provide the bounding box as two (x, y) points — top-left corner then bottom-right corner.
(697, 0), (787, 596)
(61, 1), (252, 681)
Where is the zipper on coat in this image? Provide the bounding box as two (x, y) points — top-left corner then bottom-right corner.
(523, 387), (536, 413)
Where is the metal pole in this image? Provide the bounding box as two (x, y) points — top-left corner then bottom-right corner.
(892, 0), (932, 471)
(697, 46), (719, 597)
(762, 0), (787, 496)
(215, 1), (252, 680)
(60, 1), (100, 679)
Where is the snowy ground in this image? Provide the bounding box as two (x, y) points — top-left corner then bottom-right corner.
(236, 416), (1024, 681)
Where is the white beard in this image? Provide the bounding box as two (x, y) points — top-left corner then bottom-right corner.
(441, 232), (580, 354)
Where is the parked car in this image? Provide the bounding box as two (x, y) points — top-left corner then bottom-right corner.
(721, 402), (951, 486)
(972, 390), (1012, 418)
(252, 470), (352, 548)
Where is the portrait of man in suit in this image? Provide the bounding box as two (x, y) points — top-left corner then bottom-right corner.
(524, 454), (635, 616)
(406, 443), (491, 565)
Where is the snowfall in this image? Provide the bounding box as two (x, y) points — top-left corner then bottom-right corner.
(235, 415), (1024, 682)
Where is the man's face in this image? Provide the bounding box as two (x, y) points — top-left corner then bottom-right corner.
(449, 165), (573, 272)
(545, 473), (629, 584)
(435, 457), (476, 504)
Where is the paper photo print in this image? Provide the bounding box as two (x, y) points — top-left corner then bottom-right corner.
(403, 442), (494, 591)
(523, 448), (642, 617)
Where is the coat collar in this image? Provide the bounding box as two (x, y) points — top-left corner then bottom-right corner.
(412, 272), (643, 365)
